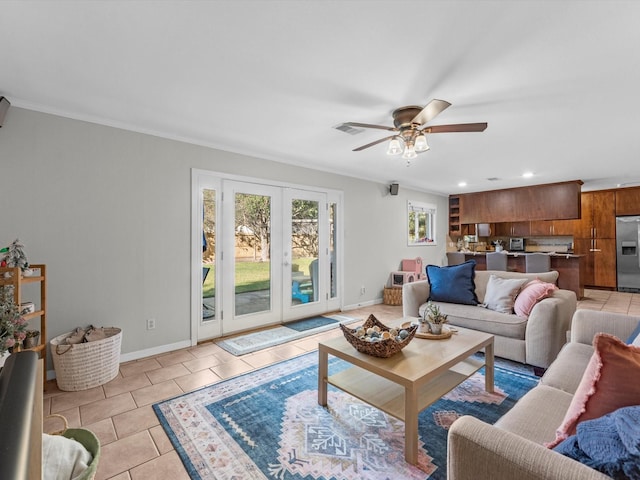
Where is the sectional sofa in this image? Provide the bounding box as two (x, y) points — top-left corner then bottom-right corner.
(447, 309), (640, 479)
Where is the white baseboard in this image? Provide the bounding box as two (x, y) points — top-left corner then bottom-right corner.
(341, 297), (383, 311)
(46, 339), (193, 381)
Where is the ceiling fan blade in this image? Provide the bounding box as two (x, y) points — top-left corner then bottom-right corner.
(353, 135), (397, 151)
(411, 99), (452, 125)
(343, 122), (397, 132)
(423, 122), (488, 133)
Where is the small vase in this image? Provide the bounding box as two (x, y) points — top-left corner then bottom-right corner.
(428, 322), (443, 335)
(418, 322), (430, 334)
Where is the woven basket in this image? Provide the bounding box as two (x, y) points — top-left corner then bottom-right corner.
(51, 327), (122, 391)
(340, 314), (417, 358)
(383, 286), (403, 306)
(46, 414), (100, 480)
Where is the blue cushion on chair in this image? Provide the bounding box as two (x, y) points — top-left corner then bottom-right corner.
(426, 260), (478, 305)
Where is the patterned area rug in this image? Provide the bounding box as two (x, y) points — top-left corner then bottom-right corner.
(215, 314), (357, 356)
(154, 351), (539, 479)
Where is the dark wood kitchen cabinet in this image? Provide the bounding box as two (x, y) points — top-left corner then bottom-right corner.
(576, 191), (616, 239)
(458, 180), (582, 224)
(616, 186), (640, 216)
(495, 222), (531, 237)
(529, 219), (576, 236)
(575, 238), (616, 288)
(574, 191), (616, 288)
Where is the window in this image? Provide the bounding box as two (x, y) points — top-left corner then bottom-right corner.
(408, 201), (437, 246)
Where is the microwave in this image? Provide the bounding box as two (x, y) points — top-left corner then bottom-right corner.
(510, 238), (525, 251)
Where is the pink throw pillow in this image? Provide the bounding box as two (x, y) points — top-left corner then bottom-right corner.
(546, 333), (640, 448)
(513, 279), (557, 318)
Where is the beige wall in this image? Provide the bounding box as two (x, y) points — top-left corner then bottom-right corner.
(0, 108), (447, 367)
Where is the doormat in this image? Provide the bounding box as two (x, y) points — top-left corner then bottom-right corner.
(154, 351), (538, 480)
(215, 314), (358, 356)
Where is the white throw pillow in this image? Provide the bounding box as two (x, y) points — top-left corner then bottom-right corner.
(482, 275), (528, 314)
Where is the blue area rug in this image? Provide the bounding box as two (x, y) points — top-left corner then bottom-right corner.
(215, 314), (357, 356)
(154, 351), (539, 479)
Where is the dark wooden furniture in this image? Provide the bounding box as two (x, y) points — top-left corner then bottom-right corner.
(458, 180), (583, 224)
(615, 186), (640, 216)
(573, 191), (616, 288)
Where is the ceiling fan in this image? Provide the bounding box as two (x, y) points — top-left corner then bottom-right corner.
(340, 99), (487, 164)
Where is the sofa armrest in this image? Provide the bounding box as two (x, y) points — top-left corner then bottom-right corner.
(570, 309), (640, 345)
(448, 416), (609, 480)
(401, 280), (430, 317)
(524, 289), (576, 368)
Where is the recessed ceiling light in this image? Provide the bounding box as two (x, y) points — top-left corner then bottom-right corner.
(458, 181), (467, 187)
(522, 171), (534, 178)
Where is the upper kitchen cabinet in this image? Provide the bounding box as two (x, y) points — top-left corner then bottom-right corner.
(458, 181), (583, 224)
(495, 221), (531, 237)
(529, 218), (576, 236)
(576, 191), (616, 239)
(616, 187), (640, 216)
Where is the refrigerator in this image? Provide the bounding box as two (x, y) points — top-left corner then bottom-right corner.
(616, 216), (640, 292)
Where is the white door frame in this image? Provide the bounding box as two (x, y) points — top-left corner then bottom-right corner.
(191, 169), (343, 345)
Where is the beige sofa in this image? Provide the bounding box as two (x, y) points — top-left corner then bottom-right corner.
(402, 270), (577, 368)
(447, 309), (640, 480)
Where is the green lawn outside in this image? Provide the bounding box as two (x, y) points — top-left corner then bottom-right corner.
(203, 257), (314, 297)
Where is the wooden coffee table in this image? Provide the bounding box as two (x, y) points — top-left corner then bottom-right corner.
(317, 317), (494, 465)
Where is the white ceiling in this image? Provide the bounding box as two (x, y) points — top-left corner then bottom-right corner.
(2, 1), (640, 195)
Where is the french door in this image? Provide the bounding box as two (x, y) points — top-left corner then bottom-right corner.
(192, 170), (341, 342)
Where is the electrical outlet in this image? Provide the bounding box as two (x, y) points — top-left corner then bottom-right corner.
(147, 318), (156, 330)
(360, 286), (366, 295)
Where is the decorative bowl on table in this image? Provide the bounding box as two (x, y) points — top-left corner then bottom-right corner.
(340, 314), (418, 358)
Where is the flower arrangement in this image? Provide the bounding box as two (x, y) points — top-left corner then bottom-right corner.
(0, 287), (28, 355)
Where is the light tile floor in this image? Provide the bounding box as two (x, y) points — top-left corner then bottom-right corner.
(42, 289), (639, 479)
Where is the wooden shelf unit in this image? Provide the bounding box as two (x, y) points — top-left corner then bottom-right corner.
(0, 264), (47, 386)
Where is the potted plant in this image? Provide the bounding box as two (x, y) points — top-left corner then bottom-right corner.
(0, 287), (28, 364)
(24, 329), (40, 349)
(422, 301), (449, 335)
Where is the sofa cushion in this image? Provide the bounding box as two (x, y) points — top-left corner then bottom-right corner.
(420, 302), (528, 340)
(514, 279), (558, 318)
(482, 275), (528, 314)
(473, 270), (559, 304)
(548, 333), (640, 448)
(426, 260), (478, 305)
(495, 384), (573, 445)
(540, 342), (594, 394)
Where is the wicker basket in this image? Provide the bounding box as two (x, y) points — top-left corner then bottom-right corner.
(340, 314), (417, 358)
(383, 286), (403, 305)
(51, 327), (122, 391)
(46, 414), (100, 480)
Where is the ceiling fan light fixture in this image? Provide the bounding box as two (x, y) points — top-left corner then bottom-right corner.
(414, 133), (429, 152)
(402, 143), (417, 160)
(386, 137), (402, 155)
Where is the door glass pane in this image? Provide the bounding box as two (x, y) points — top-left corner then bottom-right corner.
(291, 199), (318, 305)
(235, 193), (271, 316)
(202, 189), (216, 321)
(329, 202), (337, 299)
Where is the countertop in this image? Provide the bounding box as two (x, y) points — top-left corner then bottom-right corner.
(459, 251), (583, 258)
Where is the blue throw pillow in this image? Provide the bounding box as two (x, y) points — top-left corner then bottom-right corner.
(553, 405), (640, 479)
(625, 321), (640, 344)
(426, 260), (478, 305)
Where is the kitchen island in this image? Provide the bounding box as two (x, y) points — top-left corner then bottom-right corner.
(459, 252), (585, 299)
